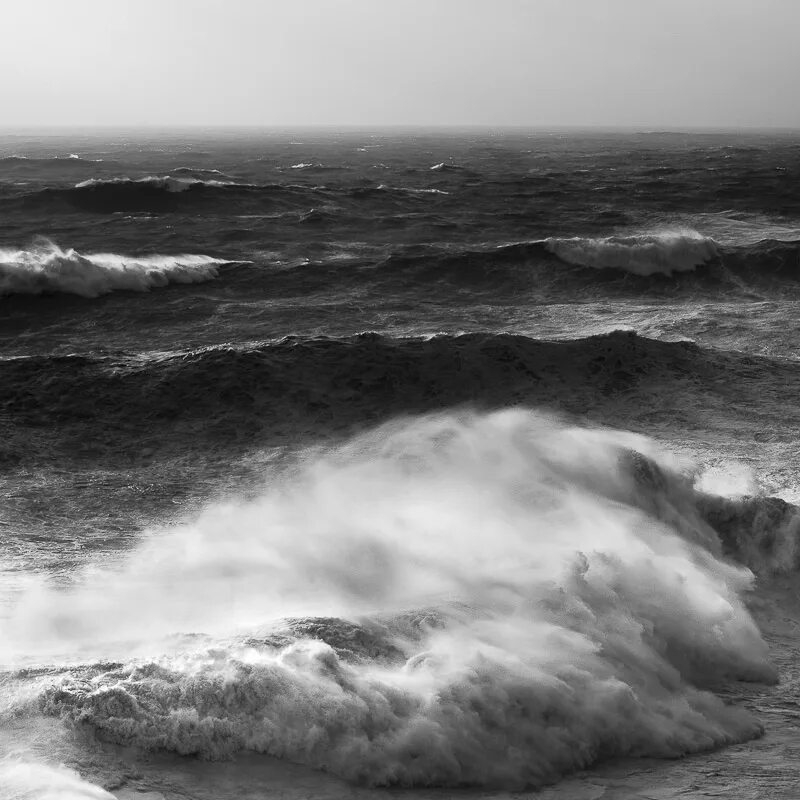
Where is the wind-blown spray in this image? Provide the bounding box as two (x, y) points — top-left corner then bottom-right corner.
(3, 410), (777, 788)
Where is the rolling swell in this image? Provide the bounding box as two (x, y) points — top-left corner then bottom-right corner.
(0, 329), (699, 430)
(2, 330), (797, 466)
(285, 235), (800, 298)
(7, 176), (319, 214)
(0, 155), (107, 170)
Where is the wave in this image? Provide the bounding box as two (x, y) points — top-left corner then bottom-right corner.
(0, 239), (235, 298)
(429, 162), (465, 171)
(0, 328), (692, 417)
(5, 410), (784, 787)
(0, 330), (790, 466)
(342, 233), (800, 294)
(7, 175), (320, 213)
(170, 166), (235, 178)
(73, 175), (256, 192)
(287, 162), (345, 171)
(0, 154), (104, 167)
(376, 183), (450, 196)
(544, 230), (719, 276)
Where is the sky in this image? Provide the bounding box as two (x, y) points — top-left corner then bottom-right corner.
(1, 0), (799, 129)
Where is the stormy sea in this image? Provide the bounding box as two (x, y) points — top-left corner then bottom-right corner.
(2, 128), (800, 799)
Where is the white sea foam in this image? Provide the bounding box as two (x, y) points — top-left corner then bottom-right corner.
(3, 410), (776, 788)
(0, 760), (113, 799)
(0, 239), (228, 298)
(546, 230), (718, 275)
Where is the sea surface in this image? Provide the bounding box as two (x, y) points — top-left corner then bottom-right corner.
(2, 128), (800, 799)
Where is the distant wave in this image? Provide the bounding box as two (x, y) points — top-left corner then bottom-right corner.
(74, 175), (255, 192)
(0, 154), (109, 180)
(286, 162), (346, 171)
(376, 184), (450, 196)
(350, 233), (800, 294)
(544, 230), (719, 276)
(363, 237), (709, 292)
(171, 166), (234, 178)
(5, 175), (321, 213)
(0, 239), (237, 298)
(0, 154), (104, 166)
(429, 162), (465, 171)
(66, 175), (259, 213)
(297, 207), (338, 224)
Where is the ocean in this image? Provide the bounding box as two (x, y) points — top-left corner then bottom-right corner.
(2, 128), (800, 799)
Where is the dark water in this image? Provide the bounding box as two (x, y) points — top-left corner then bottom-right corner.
(3, 129), (800, 798)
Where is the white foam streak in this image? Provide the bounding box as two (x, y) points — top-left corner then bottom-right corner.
(546, 230), (718, 275)
(2, 411), (776, 787)
(0, 239), (226, 298)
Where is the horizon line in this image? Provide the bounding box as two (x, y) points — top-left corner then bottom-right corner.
(1, 123), (800, 135)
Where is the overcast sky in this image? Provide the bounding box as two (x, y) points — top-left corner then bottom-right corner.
(2, 0), (798, 128)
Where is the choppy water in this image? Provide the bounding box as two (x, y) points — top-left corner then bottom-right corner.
(3, 129), (800, 799)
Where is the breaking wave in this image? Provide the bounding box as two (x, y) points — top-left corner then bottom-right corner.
(0, 239), (234, 298)
(545, 231), (719, 276)
(4, 410), (781, 788)
(324, 234), (800, 294)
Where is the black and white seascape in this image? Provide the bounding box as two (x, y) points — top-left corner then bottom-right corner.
(3, 3), (800, 799)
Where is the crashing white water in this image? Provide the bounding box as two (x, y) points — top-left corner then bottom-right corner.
(546, 230), (718, 276)
(0, 239), (231, 298)
(1, 410), (777, 789)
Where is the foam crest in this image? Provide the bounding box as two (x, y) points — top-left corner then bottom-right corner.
(0, 239), (227, 298)
(546, 230), (718, 275)
(376, 184), (450, 195)
(3, 411), (777, 788)
(429, 162), (464, 171)
(74, 175), (250, 192)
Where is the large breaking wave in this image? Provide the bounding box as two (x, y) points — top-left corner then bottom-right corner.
(544, 230), (719, 275)
(0, 239), (236, 298)
(2, 410), (784, 788)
